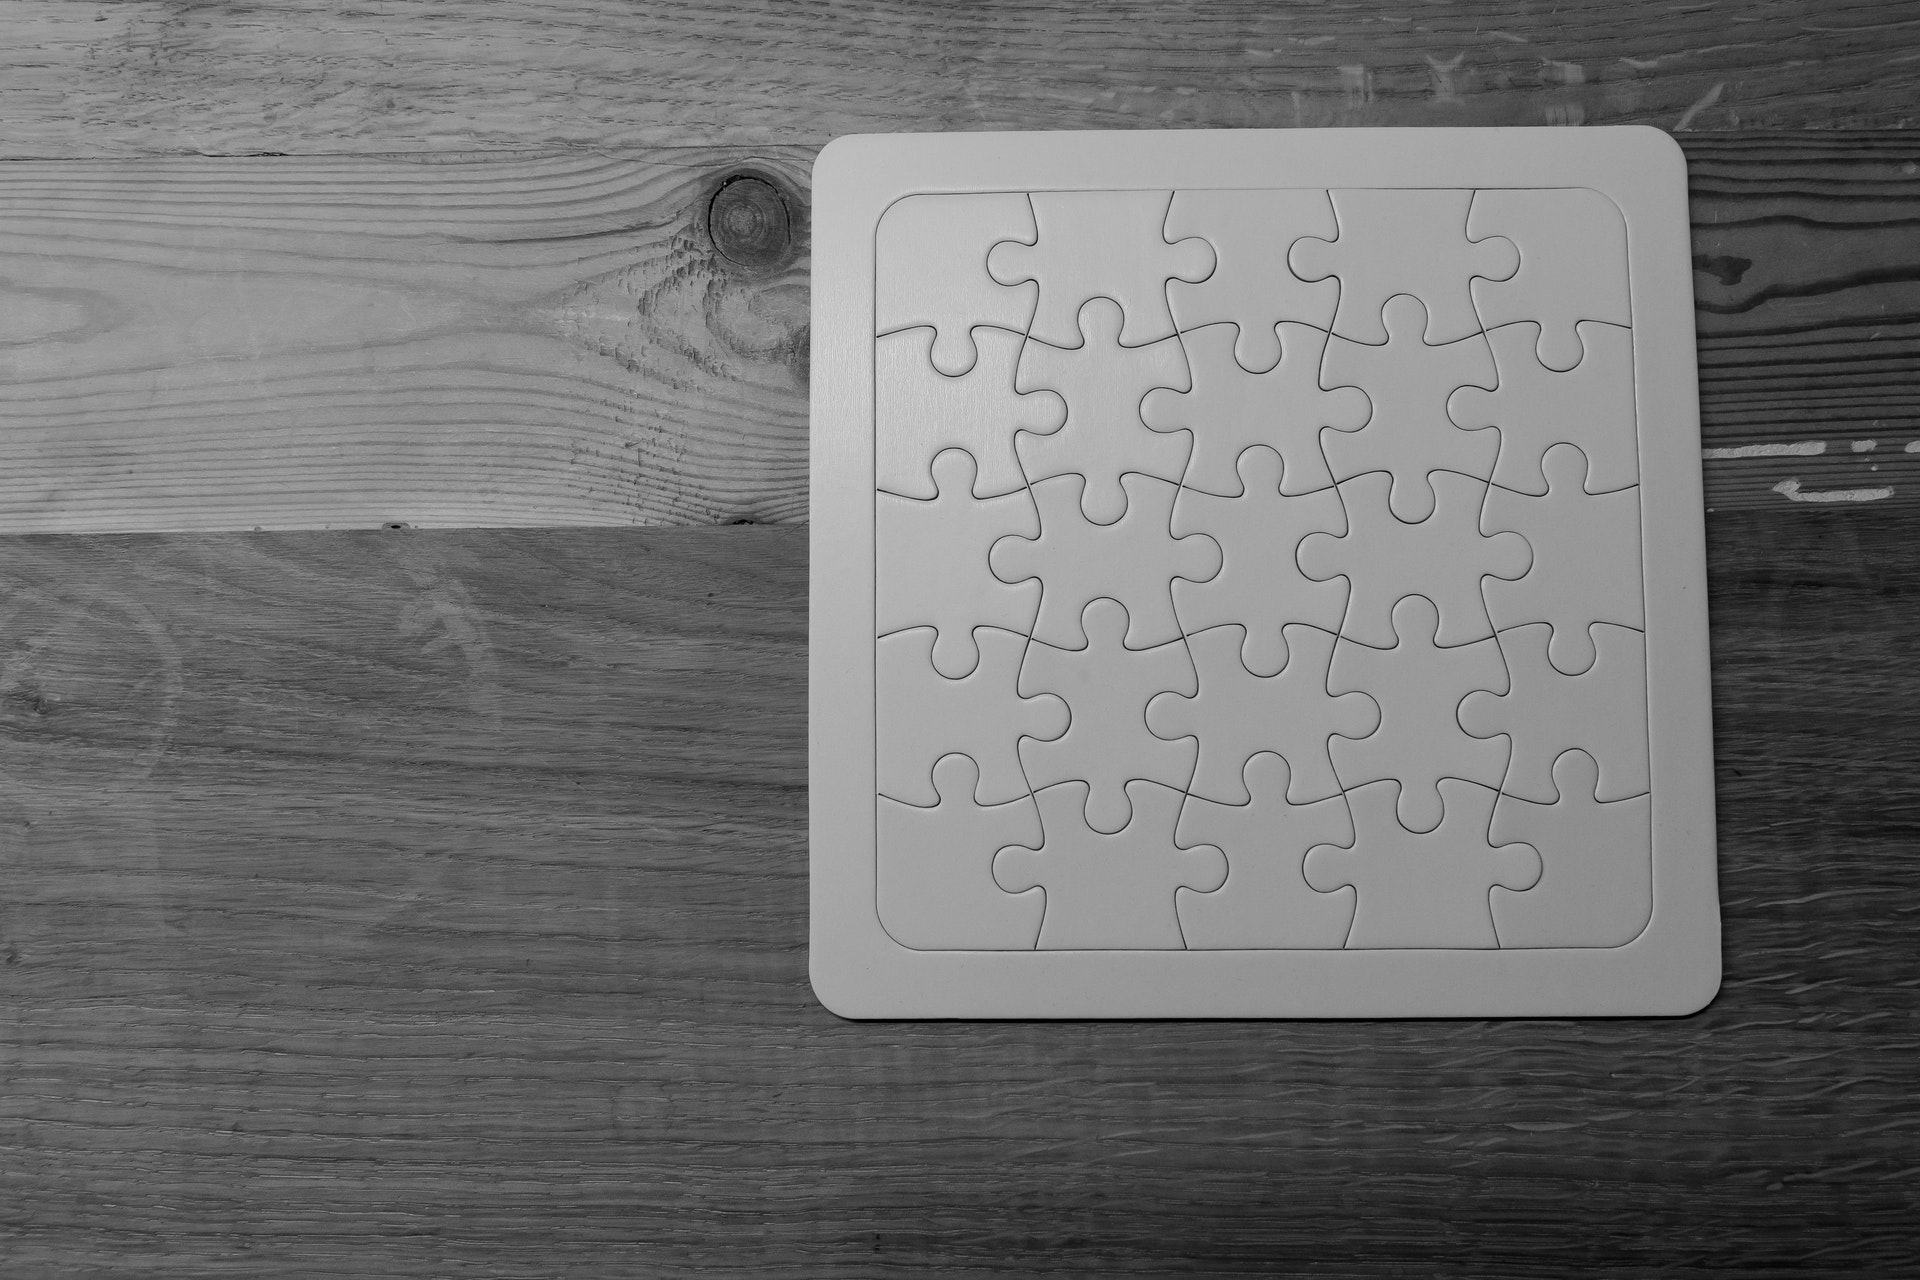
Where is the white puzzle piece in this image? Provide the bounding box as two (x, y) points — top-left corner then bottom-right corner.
(813, 127), (1719, 1018)
(1018, 599), (1197, 834)
(1168, 447), (1349, 676)
(1326, 595), (1510, 833)
(987, 190), (1215, 349)
(1014, 297), (1193, 523)
(1173, 753), (1357, 950)
(1141, 322), (1367, 498)
(994, 780), (1227, 950)
(877, 754), (1047, 950)
(875, 325), (1065, 499)
(876, 193), (1037, 375)
(1163, 189), (1340, 368)
(1490, 749), (1653, 950)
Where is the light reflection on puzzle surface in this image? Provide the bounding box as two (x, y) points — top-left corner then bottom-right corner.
(873, 188), (1652, 952)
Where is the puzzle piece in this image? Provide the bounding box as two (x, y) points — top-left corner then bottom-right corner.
(1459, 622), (1649, 804)
(1014, 297), (1192, 523)
(990, 472), (1221, 651)
(1163, 189), (1339, 367)
(1303, 779), (1540, 949)
(877, 753), (1046, 949)
(1468, 187), (1631, 370)
(1448, 320), (1639, 497)
(1318, 295), (1500, 521)
(1140, 322), (1367, 498)
(1169, 448), (1348, 676)
(1297, 470), (1530, 649)
(1173, 753), (1356, 949)
(876, 626), (1068, 806)
(1327, 596), (1510, 833)
(987, 190), (1215, 349)
(994, 779), (1227, 949)
(876, 193), (1037, 374)
(875, 325), (1065, 499)
(1018, 599), (1197, 834)
(877, 449), (1040, 676)
(1147, 623), (1377, 806)
(1490, 749), (1652, 949)
(1482, 444), (1645, 674)
(1289, 188), (1518, 345)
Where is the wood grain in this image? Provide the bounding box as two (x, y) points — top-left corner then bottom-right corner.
(0, 133), (1915, 530)
(2, 0), (1918, 159)
(0, 149), (812, 531)
(0, 520), (1914, 1275)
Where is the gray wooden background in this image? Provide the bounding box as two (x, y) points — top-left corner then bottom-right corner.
(1, 4), (1916, 1274)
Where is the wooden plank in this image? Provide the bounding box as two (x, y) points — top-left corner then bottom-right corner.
(0, 134), (1914, 531)
(0, 520), (1914, 1273)
(0, 149), (813, 531)
(3, 0), (1917, 158)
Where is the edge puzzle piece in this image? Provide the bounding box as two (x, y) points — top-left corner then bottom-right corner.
(876, 325), (1066, 499)
(876, 626), (1067, 806)
(1490, 749), (1652, 949)
(1289, 188), (1518, 345)
(877, 193), (1037, 375)
(1468, 187), (1631, 370)
(987, 190), (1215, 349)
(1449, 320), (1639, 496)
(877, 753), (1046, 949)
(877, 448), (1040, 676)
(1163, 189), (1340, 367)
(1303, 779), (1540, 948)
(1174, 752), (1356, 949)
(995, 779), (1227, 949)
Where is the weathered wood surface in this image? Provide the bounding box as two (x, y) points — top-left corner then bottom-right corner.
(0, 133), (1915, 530)
(3, 0), (1916, 157)
(0, 519), (1914, 1274)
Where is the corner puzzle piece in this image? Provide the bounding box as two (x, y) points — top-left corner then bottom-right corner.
(1327, 596), (1510, 833)
(1303, 779), (1540, 949)
(1169, 448), (1348, 676)
(1147, 623), (1377, 806)
(876, 326), (1065, 499)
(877, 449), (1040, 676)
(1449, 320), (1638, 496)
(1490, 749), (1651, 949)
(1459, 622), (1649, 804)
(990, 472), (1221, 651)
(877, 753), (1046, 950)
(1019, 599), (1197, 834)
(1163, 189), (1339, 368)
(1318, 295), (1500, 521)
(1298, 470), (1530, 649)
(1289, 188), (1518, 345)
(1141, 322), (1367, 498)
(1173, 752), (1356, 949)
(1015, 297), (1192, 523)
(1468, 187), (1631, 371)
(876, 626), (1067, 806)
(995, 779), (1227, 949)
(1482, 444), (1645, 674)
(987, 190), (1215, 349)
(876, 193), (1037, 375)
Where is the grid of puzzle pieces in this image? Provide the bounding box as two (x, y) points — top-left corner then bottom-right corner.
(872, 186), (1650, 952)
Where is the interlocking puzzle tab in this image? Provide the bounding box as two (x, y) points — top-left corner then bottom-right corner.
(871, 183), (1651, 955)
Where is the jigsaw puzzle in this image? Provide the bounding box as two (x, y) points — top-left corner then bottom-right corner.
(813, 129), (1719, 1018)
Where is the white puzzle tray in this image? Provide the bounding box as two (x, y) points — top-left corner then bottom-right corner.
(810, 128), (1720, 1019)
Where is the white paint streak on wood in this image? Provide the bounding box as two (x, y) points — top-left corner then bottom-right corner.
(1675, 82), (1726, 131)
(1772, 478), (1893, 503)
(1702, 441), (1827, 458)
(1851, 439), (1878, 451)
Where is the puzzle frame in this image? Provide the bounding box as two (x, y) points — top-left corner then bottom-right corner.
(811, 128), (1719, 1019)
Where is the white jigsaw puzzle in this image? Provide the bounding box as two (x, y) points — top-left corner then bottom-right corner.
(812, 128), (1719, 1018)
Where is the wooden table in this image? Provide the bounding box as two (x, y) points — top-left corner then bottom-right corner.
(2, 4), (1916, 1273)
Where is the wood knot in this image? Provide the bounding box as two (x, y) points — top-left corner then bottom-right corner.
(707, 174), (794, 271)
